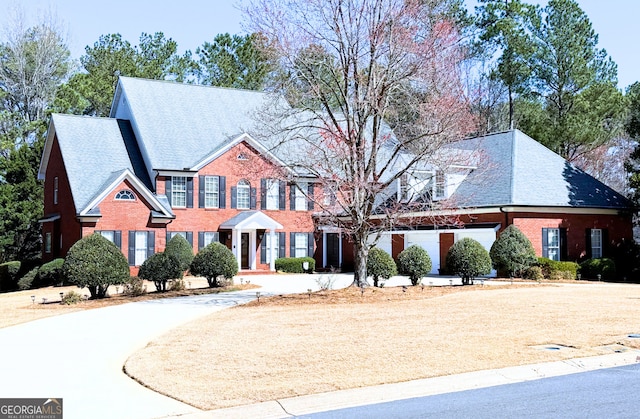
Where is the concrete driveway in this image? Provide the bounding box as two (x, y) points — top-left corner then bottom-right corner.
(0, 274), (356, 419)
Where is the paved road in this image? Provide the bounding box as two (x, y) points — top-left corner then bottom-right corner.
(302, 363), (640, 419)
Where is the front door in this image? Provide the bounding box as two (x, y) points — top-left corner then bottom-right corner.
(326, 233), (340, 269)
(241, 233), (250, 269)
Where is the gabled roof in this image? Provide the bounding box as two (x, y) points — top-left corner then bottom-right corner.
(450, 130), (633, 210)
(111, 77), (290, 171)
(40, 114), (138, 213)
(219, 210), (283, 230)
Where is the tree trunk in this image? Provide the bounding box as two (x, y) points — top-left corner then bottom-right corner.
(351, 237), (369, 288)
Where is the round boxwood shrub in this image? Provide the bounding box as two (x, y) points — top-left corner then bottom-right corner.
(164, 234), (194, 277)
(138, 252), (183, 292)
(0, 261), (21, 291)
(38, 258), (66, 287)
(190, 242), (238, 288)
(490, 225), (537, 277)
(62, 233), (130, 299)
(17, 268), (39, 290)
(397, 245), (432, 286)
(446, 238), (492, 285)
(367, 247), (397, 287)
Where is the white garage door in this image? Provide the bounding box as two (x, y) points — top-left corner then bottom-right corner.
(405, 231), (440, 274)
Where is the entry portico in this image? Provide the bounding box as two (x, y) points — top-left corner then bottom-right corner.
(219, 211), (284, 271)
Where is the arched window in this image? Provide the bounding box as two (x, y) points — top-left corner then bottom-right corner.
(115, 190), (135, 201)
(237, 180), (250, 209)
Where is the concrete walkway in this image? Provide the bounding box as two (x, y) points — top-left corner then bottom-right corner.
(1, 274), (635, 419)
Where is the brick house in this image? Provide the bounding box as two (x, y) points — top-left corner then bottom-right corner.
(38, 77), (634, 274)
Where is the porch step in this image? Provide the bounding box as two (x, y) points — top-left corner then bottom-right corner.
(237, 270), (273, 276)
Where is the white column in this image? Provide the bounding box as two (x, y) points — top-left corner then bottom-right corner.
(269, 229), (276, 271)
(250, 231), (256, 270)
(235, 228), (242, 270)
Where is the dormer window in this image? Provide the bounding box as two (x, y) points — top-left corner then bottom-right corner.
(115, 190), (136, 201)
(398, 174), (409, 201)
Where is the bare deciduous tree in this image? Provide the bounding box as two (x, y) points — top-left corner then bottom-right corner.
(246, 0), (475, 286)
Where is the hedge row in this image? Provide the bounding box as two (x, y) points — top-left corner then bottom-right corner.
(275, 257), (315, 273)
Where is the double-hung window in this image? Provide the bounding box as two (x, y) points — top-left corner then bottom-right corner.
(266, 180), (279, 210)
(591, 229), (603, 259)
(294, 233), (308, 258)
(543, 228), (561, 261)
(295, 183), (307, 210)
(237, 180), (250, 209)
(265, 233), (279, 263)
(434, 170), (445, 199)
(172, 176), (187, 208)
(204, 176), (219, 208)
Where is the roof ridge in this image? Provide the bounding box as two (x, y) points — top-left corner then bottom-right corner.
(119, 76), (271, 95)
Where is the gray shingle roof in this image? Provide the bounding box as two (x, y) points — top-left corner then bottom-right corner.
(51, 114), (136, 213)
(450, 130), (633, 209)
(112, 77), (288, 170)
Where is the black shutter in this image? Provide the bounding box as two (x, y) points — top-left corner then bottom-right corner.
(231, 186), (237, 208)
(290, 232), (295, 257)
(198, 176), (205, 208)
(250, 187), (257, 209)
(186, 231), (193, 248)
(542, 228), (549, 258)
(260, 178), (267, 209)
(307, 232), (314, 257)
(602, 229), (609, 257)
(307, 184), (314, 210)
(260, 235), (266, 262)
(114, 231), (122, 249)
(147, 231), (155, 257)
(128, 231), (135, 266)
(219, 176), (226, 208)
(166, 178), (172, 206)
(585, 229), (592, 259)
(560, 228), (568, 261)
(279, 180), (286, 210)
(290, 184), (296, 210)
(279, 232), (286, 258)
(198, 231), (204, 251)
(187, 178), (194, 208)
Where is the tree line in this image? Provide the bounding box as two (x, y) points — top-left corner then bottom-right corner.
(1, 0), (639, 277)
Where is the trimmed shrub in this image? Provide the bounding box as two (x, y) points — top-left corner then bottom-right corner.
(62, 233), (130, 299)
(275, 257), (316, 273)
(124, 276), (146, 296)
(490, 225), (537, 277)
(537, 257), (578, 280)
(397, 245), (432, 286)
(38, 258), (65, 287)
(612, 239), (640, 282)
(0, 261), (21, 291)
(446, 238), (492, 285)
(18, 268), (39, 290)
(164, 234), (194, 277)
(523, 265), (544, 281)
(61, 290), (84, 305)
(366, 247), (397, 287)
(190, 242), (238, 287)
(138, 252), (183, 292)
(579, 258), (617, 281)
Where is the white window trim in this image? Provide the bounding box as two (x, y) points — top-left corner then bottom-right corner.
(546, 228), (560, 261)
(591, 229), (603, 259)
(204, 176), (219, 209)
(115, 190), (135, 201)
(172, 176), (187, 208)
(294, 233), (308, 258)
(53, 177), (59, 205)
(266, 179), (279, 210)
(237, 180), (250, 210)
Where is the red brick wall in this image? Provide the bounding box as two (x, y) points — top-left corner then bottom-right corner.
(42, 136), (82, 262)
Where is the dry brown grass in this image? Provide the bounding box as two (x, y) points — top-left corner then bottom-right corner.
(0, 277), (256, 329)
(124, 282), (640, 410)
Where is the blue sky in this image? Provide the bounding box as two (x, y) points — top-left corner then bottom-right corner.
(1, 0), (638, 89)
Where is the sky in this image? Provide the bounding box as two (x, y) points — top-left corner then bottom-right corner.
(1, 0), (639, 89)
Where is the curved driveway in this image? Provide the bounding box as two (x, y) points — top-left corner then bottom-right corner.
(0, 274), (355, 419)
